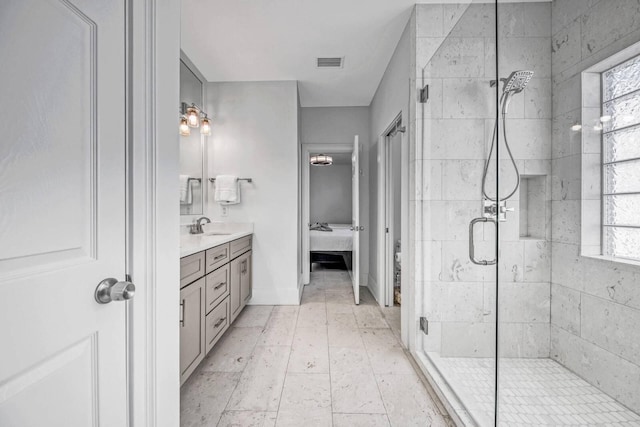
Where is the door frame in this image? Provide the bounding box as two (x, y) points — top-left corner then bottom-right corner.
(127, 1), (181, 426)
(301, 143), (355, 286)
(377, 113), (410, 347)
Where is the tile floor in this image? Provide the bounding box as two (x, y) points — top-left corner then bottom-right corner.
(431, 356), (640, 427)
(181, 267), (451, 426)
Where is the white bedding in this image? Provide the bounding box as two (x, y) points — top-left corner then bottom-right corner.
(310, 224), (353, 251)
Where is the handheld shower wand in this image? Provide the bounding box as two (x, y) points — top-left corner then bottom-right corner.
(481, 70), (534, 202)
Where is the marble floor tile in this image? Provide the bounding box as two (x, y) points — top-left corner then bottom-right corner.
(180, 267), (450, 427)
(256, 315), (297, 346)
(331, 372), (387, 414)
(180, 371), (240, 427)
(367, 347), (415, 375)
(200, 326), (262, 372)
(226, 346), (290, 411)
(287, 327), (329, 373)
(217, 410), (277, 427)
(353, 305), (390, 328)
(277, 373), (332, 426)
(329, 347), (373, 374)
(376, 374), (449, 427)
(234, 305), (274, 328)
(328, 324), (365, 348)
(360, 328), (401, 350)
(332, 413), (391, 427)
(327, 310), (358, 327)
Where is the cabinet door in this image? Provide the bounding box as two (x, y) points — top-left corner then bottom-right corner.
(241, 251), (252, 306)
(230, 257), (243, 322)
(180, 277), (205, 384)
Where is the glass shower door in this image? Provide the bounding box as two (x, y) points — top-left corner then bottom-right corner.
(414, 1), (500, 425)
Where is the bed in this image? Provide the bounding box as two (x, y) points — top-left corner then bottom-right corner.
(309, 224), (353, 270)
(309, 223), (353, 251)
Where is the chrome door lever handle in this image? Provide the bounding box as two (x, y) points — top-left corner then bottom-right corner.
(95, 278), (136, 304)
(469, 218), (497, 266)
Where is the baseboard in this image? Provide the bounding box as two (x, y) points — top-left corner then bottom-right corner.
(368, 274), (380, 305)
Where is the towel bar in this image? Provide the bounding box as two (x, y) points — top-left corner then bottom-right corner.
(209, 177), (253, 183)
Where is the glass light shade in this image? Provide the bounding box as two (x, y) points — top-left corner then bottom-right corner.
(310, 154), (333, 166)
(201, 117), (212, 135)
(186, 106), (200, 127)
(179, 117), (190, 136)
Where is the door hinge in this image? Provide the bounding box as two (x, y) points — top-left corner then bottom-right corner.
(420, 317), (429, 335)
(385, 227), (389, 233)
(419, 85), (429, 103)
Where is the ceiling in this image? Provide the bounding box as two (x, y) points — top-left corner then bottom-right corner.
(180, 0), (418, 107)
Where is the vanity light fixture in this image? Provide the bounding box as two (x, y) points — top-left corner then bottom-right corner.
(186, 106), (200, 127)
(179, 117), (191, 136)
(179, 102), (212, 137)
(310, 154), (333, 166)
(200, 116), (212, 136)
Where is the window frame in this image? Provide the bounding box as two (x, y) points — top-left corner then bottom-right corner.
(600, 55), (640, 262)
(580, 42), (640, 267)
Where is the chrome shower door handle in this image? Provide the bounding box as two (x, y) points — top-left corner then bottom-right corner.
(469, 217), (497, 266)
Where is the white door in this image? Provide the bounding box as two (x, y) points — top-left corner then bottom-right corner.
(0, 1), (130, 426)
(351, 136), (360, 305)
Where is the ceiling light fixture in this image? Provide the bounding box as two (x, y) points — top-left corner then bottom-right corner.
(310, 154), (333, 166)
(570, 123), (582, 131)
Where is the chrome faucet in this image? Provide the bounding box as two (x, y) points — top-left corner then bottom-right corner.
(190, 216), (211, 234)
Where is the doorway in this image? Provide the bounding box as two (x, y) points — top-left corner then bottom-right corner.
(301, 141), (361, 304)
(377, 114), (410, 345)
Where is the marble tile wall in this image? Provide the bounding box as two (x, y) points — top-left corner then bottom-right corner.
(414, 2), (552, 359)
(550, 0), (640, 414)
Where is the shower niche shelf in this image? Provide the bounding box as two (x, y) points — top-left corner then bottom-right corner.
(519, 175), (547, 240)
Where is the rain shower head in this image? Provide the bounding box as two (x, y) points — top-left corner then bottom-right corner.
(502, 70), (534, 94)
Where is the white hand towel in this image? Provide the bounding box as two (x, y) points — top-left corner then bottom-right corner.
(214, 175), (240, 205)
(179, 174), (192, 205)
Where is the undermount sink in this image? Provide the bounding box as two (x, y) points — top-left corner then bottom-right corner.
(204, 232), (232, 236)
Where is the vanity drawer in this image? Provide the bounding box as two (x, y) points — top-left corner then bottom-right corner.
(230, 235), (252, 259)
(205, 264), (229, 314)
(205, 297), (230, 353)
(180, 252), (206, 288)
(206, 243), (230, 274)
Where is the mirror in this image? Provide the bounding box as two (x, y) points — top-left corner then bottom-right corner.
(179, 56), (205, 215)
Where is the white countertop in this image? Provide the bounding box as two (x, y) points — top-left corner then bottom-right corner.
(180, 222), (254, 258)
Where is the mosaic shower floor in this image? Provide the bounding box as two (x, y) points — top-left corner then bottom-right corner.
(429, 356), (640, 426)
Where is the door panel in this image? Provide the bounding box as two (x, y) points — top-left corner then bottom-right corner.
(0, 0), (128, 425)
(352, 136), (360, 305)
(241, 252), (252, 304)
(230, 257), (242, 321)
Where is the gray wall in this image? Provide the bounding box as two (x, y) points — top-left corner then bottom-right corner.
(369, 15), (413, 303)
(310, 164), (352, 224)
(206, 81), (301, 305)
(300, 106), (370, 284)
(550, 0), (640, 413)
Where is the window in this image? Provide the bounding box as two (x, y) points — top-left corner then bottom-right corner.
(601, 55), (640, 261)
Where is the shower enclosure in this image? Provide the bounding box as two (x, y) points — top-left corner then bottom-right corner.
(412, 1), (640, 426)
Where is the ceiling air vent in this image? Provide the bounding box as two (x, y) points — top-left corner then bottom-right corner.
(316, 57), (343, 68)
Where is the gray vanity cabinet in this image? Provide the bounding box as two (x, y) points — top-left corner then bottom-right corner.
(180, 235), (252, 385)
(179, 277), (205, 384)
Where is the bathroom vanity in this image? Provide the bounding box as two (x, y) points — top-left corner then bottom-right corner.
(179, 226), (253, 384)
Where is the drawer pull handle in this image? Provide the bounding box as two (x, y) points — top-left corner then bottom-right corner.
(213, 253), (226, 261)
(214, 317), (227, 328)
(214, 282), (226, 290)
(180, 300), (185, 327)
